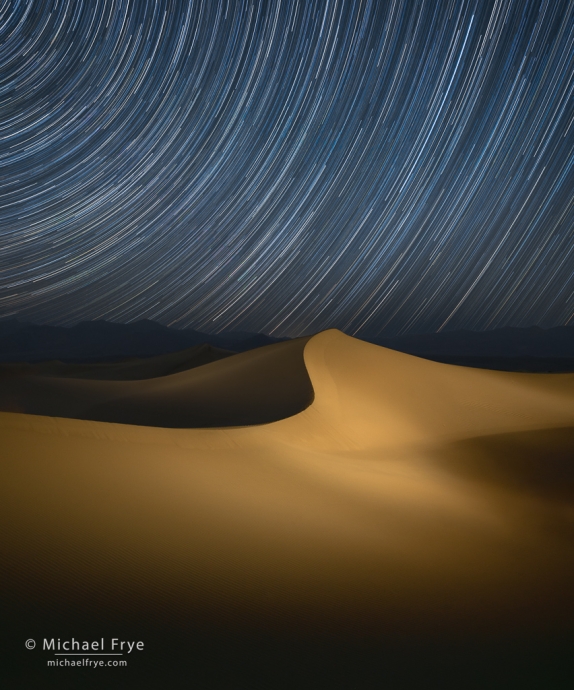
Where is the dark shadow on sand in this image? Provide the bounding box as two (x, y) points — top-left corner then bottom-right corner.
(436, 426), (574, 502)
(0, 338), (314, 428)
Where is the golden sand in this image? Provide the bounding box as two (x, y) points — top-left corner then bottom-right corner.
(1, 330), (573, 639)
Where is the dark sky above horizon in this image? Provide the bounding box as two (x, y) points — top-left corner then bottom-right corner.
(1, 0), (573, 336)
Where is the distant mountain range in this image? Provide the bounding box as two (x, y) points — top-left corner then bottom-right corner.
(0, 319), (573, 370)
(364, 325), (574, 372)
(366, 325), (574, 358)
(0, 319), (286, 362)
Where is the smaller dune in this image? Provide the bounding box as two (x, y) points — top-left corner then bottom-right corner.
(0, 337), (314, 427)
(0, 343), (234, 380)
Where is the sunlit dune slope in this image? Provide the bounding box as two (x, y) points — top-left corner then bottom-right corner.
(0, 337), (314, 426)
(1, 329), (574, 643)
(273, 328), (574, 450)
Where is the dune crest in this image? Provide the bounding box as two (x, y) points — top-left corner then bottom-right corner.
(280, 329), (574, 450)
(1, 328), (572, 437)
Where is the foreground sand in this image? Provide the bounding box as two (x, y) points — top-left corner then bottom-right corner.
(1, 330), (573, 687)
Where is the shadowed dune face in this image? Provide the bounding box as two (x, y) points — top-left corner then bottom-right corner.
(1, 330), (574, 686)
(0, 337), (314, 427)
(436, 426), (574, 502)
(0, 343), (235, 380)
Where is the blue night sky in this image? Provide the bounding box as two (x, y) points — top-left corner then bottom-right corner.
(1, 0), (573, 336)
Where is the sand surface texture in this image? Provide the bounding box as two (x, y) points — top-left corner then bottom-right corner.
(1, 330), (574, 686)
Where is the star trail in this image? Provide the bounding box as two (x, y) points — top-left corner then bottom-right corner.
(1, 0), (573, 336)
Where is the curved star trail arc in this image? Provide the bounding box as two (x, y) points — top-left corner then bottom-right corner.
(1, 0), (573, 336)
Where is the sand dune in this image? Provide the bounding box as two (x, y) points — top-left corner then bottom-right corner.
(1, 330), (573, 686)
(0, 337), (314, 426)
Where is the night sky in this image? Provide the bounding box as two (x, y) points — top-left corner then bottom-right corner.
(1, 0), (573, 337)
